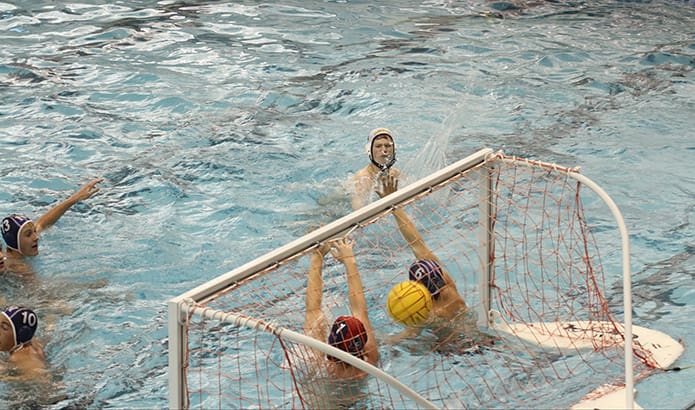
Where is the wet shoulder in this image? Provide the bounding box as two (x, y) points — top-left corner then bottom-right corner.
(4, 255), (33, 276)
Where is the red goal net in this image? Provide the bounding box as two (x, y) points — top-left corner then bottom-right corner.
(168, 149), (676, 409)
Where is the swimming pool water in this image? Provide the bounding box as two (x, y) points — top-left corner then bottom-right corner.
(1, 0), (693, 408)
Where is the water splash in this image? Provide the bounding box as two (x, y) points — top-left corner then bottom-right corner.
(402, 107), (462, 185)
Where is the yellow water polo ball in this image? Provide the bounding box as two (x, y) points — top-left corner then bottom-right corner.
(386, 280), (432, 326)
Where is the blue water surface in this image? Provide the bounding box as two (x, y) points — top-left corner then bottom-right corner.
(1, 0), (693, 408)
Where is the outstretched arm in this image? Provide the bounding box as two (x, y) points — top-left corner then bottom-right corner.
(35, 178), (104, 233)
(304, 243), (330, 342)
(385, 324), (424, 345)
(376, 174), (436, 262)
(376, 174), (462, 299)
(331, 237), (379, 365)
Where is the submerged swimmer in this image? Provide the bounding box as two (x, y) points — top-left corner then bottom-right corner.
(351, 128), (401, 210)
(0, 306), (46, 380)
(1, 178), (103, 274)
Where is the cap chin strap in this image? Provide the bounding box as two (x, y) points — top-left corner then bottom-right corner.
(371, 156), (396, 172)
(9, 342), (25, 354)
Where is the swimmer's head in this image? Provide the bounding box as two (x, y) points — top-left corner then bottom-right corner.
(366, 128), (397, 171)
(408, 259), (446, 300)
(1, 214), (37, 256)
(0, 306), (38, 352)
(327, 315), (368, 362)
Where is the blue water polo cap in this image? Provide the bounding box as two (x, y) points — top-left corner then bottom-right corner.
(327, 315), (367, 361)
(1, 306), (38, 350)
(2, 214), (32, 253)
(408, 259), (446, 300)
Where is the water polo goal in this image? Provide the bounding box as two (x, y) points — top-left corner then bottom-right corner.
(167, 148), (683, 409)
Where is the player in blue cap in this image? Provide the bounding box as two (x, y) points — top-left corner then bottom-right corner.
(0, 306), (46, 379)
(1, 177), (103, 274)
(376, 174), (493, 349)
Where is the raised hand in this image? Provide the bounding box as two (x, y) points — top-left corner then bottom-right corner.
(71, 178), (104, 202)
(375, 174), (398, 199)
(330, 237), (355, 262)
(35, 177), (105, 233)
(315, 241), (331, 257)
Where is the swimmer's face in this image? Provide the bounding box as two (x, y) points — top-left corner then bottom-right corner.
(371, 135), (394, 165)
(0, 249), (4, 271)
(18, 222), (39, 256)
(0, 315), (15, 352)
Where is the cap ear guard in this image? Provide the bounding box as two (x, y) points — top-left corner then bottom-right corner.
(15, 322), (36, 345)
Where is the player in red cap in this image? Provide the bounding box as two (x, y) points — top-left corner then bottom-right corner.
(303, 237), (379, 380)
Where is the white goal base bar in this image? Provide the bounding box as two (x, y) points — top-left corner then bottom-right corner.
(489, 309), (684, 409)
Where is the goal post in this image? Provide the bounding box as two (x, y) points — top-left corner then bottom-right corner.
(168, 148), (682, 409)
(476, 160), (495, 330)
(489, 155), (637, 409)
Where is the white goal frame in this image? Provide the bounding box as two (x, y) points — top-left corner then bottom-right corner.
(167, 148), (637, 409)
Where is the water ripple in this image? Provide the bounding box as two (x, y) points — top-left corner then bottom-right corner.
(1, 0), (694, 408)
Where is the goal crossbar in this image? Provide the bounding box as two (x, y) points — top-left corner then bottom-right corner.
(170, 147), (494, 305)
